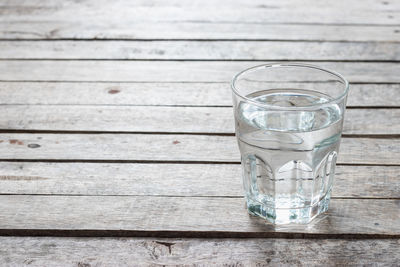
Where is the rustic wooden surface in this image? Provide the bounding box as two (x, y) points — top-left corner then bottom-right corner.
(0, 196), (399, 237)
(1, 61), (400, 82)
(0, 163), (399, 198)
(1, 106), (399, 134)
(1, 0), (399, 265)
(1, 134), (399, 165)
(2, 41), (400, 60)
(0, 82), (398, 107)
(1, 237), (399, 266)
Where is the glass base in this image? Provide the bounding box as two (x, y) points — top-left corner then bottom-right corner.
(246, 191), (331, 224)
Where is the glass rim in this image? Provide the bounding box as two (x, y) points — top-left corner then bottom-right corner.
(231, 62), (350, 111)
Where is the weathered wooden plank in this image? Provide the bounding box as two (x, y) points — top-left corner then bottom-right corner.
(1, 61), (399, 83)
(0, 195), (398, 236)
(0, 134), (398, 165)
(0, 82), (398, 107)
(0, 237), (399, 266)
(1, 105), (398, 135)
(2, 0), (398, 25)
(0, 162), (398, 198)
(3, 22), (398, 41)
(2, 41), (400, 60)
(1, 0), (400, 41)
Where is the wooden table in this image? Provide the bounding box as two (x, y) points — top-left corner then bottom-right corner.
(0, 0), (399, 265)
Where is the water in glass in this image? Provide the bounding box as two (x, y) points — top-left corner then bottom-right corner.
(236, 88), (343, 224)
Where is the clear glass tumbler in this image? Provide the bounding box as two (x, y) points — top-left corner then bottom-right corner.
(231, 63), (349, 224)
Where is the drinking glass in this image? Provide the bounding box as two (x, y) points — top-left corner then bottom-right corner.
(231, 63), (349, 224)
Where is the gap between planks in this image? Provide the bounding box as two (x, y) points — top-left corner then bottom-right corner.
(3, 59), (400, 63)
(0, 130), (399, 139)
(1, 104), (400, 109)
(0, 194), (397, 200)
(0, 159), (399, 167)
(1, 80), (400, 84)
(1, 39), (400, 42)
(0, 229), (399, 239)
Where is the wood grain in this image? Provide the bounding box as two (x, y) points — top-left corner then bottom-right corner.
(2, 41), (400, 60)
(1, 0), (398, 25)
(4, 23), (397, 41)
(0, 237), (399, 266)
(0, 134), (398, 165)
(1, 0), (399, 263)
(0, 162), (398, 198)
(0, 82), (398, 107)
(1, 105), (398, 135)
(0, 61), (399, 83)
(1, 0), (400, 41)
(0, 195), (398, 237)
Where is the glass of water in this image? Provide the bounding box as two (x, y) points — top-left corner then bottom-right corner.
(231, 63), (349, 224)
